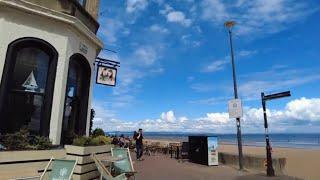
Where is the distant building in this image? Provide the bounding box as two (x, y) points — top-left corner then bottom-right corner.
(0, 0), (103, 145)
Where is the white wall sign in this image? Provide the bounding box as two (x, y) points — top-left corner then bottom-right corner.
(228, 99), (243, 118)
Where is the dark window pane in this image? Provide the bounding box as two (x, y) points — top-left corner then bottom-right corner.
(13, 48), (49, 93)
(6, 47), (49, 134)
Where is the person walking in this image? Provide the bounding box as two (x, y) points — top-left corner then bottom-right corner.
(135, 128), (144, 161)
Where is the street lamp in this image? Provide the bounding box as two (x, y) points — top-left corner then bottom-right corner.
(224, 21), (244, 170)
(261, 91), (291, 176)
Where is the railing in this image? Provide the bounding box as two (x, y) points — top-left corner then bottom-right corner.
(23, 0), (99, 33)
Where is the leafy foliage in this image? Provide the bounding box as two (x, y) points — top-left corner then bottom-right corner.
(32, 136), (52, 150)
(89, 109), (95, 136)
(1, 128), (29, 150)
(72, 136), (92, 146)
(90, 136), (112, 145)
(72, 135), (112, 147)
(92, 128), (105, 137)
(0, 128), (52, 150)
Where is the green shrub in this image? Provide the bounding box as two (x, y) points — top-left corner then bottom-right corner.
(0, 128), (53, 151)
(1, 128), (29, 150)
(72, 136), (112, 147)
(33, 136), (52, 150)
(91, 136), (112, 146)
(72, 136), (91, 146)
(88, 137), (100, 146)
(92, 128), (105, 137)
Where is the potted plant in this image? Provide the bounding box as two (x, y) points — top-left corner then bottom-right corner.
(64, 129), (113, 180)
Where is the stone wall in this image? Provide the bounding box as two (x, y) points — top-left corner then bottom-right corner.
(219, 152), (286, 175)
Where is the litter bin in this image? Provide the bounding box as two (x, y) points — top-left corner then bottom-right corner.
(188, 136), (218, 166)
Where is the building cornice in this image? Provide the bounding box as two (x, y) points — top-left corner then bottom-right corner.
(0, 0), (104, 50)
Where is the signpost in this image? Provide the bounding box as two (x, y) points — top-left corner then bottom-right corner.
(261, 91), (291, 176)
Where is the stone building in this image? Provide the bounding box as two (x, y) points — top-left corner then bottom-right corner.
(0, 0), (103, 145)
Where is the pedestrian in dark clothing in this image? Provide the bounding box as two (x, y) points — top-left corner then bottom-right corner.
(135, 128), (144, 160)
(112, 136), (119, 145)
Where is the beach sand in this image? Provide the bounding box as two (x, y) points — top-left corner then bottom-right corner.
(220, 144), (320, 180)
(145, 139), (320, 180)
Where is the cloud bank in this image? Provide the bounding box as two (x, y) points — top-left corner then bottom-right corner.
(93, 97), (320, 133)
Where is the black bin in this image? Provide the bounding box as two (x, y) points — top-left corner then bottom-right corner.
(188, 136), (209, 165)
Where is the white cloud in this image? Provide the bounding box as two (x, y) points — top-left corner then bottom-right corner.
(201, 0), (229, 22)
(197, 112), (230, 124)
(238, 69), (320, 101)
(202, 59), (228, 72)
(202, 50), (257, 72)
(93, 98), (320, 133)
(284, 98), (320, 121)
(179, 117), (189, 123)
(167, 11), (192, 27)
(100, 18), (124, 44)
(201, 0), (318, 37)
(150, 24), (169, 33)
(126, 0), (148, 13)
(161, 110), (176, 122)
(190, 83), (217, 92)
(160, 5), (192, 27)
(181, 34), (202, 47)
(159, 4), (173, 15)
(238, 50), (258, 57)
(134, 46), (158, 66)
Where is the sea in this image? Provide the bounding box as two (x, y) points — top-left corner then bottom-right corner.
(106, 131), (320, 150)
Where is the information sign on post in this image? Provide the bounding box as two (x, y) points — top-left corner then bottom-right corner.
(228, 99), (243, 119)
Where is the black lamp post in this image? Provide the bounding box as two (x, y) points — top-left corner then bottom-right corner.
(225, 21), (244, 170)
(261, 91), (291, 176)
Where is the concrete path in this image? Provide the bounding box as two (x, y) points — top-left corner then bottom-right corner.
(133, 154), (298, 180)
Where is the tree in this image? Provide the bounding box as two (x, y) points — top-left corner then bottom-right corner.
(89, 108), (95, 136)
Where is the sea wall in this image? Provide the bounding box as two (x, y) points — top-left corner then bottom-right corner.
(219, 152), (286, 175)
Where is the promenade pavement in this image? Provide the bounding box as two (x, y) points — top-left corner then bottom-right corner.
(133, 154), (298, 180)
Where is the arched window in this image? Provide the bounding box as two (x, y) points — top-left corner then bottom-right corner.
(0, 38), (58, 136)
(61, 54), (91, 144)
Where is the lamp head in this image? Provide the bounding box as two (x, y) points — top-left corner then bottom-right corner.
(224, 21), (236, 30)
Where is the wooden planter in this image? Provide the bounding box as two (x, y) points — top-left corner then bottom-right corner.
(65, 144), (114, 180)
(0, 149), (66, 179)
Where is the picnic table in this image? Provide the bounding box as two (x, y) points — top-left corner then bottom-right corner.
(169, 143), (181, 159)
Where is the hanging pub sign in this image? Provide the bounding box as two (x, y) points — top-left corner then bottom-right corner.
(96, 65), (117, 86)
(95, 57), (120, 87)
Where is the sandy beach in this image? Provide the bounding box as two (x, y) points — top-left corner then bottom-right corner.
(145, 139), (320, 180)
(220, 144), (320, 180)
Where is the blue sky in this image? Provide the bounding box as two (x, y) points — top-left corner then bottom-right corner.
(92, 0), (320, 133)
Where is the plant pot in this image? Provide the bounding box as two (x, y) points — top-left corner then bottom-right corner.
(65, 144), (114, 180)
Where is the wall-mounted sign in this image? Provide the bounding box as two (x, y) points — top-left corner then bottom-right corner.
(228, 99), (243, 118)
(96, 65), (117, 86)
(79, 42), (88, 54)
